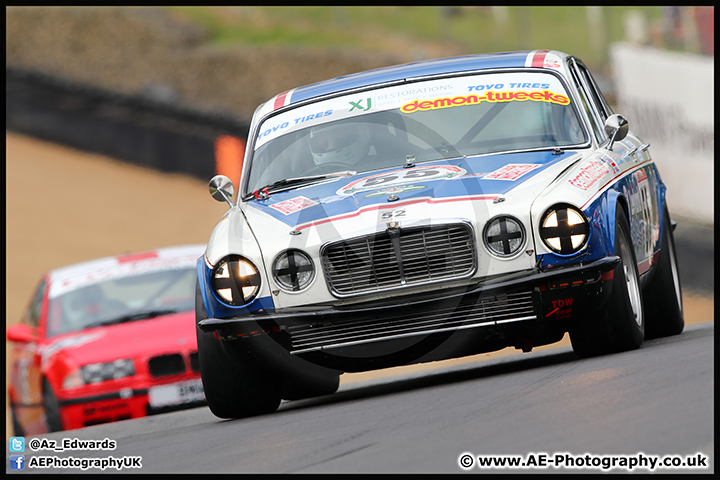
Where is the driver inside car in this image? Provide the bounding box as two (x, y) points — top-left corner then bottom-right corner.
(306, 122), (373, 174)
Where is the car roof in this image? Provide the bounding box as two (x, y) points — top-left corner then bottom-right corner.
(47, 244), (205, 297)
(256, 50), (571, 118)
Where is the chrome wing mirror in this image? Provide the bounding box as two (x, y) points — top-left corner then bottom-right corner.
(604, 114), (629, 151)
(209, 175), (236, 207)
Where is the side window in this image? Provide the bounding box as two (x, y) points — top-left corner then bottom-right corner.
(568, 60), (605, 142)
(576, 62), (613, 120)
(22, 279), (46, 329)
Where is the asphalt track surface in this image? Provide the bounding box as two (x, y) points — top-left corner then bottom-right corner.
(7, 322), (713, 474)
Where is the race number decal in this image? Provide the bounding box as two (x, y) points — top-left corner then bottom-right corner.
(338, 165), (466, 196)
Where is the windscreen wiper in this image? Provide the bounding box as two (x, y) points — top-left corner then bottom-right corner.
(250, 170), (356, 200)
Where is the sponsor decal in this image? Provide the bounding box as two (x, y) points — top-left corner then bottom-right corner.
(363, 184), (427, 198)
(600, 155), (621, 174)
(269, 196), (319, 215)
(483, 163), (541, 181)
(338, 165), (466, 196)
(546, 298), (573, 320)
(467, 82), (550, 91)
(50, 256), (200, 298)
(349, 98), (372, 112)
(401, 90), (570, 113)
(634, 168), (648, 183)
(257, 109), (333, 141)
(568, 159), (611, 191)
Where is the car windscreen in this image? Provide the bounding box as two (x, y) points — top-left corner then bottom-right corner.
(246, 71), (587, 195)
(46, 267), (197, 337)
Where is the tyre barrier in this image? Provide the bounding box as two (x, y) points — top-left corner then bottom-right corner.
(6, 66), (249, 182)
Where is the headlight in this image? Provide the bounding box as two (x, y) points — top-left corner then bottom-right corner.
(483, 215), (526, 257)
(81, 359), (135, 384)
(211, 255), (261, 305)
(273, 250), (315, 291)
(539, 204), (589, 254)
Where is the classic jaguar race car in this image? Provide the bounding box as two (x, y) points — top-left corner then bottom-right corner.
(196, 50), (684, 419)
(7, 245), (207, 434)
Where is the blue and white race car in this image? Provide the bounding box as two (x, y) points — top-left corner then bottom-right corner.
(196, 50), (684, 418)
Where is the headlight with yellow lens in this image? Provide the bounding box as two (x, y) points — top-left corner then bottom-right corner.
(539, 204), (589, 255)
(211, 255), (262, 306)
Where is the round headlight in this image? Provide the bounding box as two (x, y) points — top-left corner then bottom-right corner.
(483, 215), (526, 257)
(539, 204), (589, 254)
(273, 250), (315, 291)
(211, 255), (261, 306)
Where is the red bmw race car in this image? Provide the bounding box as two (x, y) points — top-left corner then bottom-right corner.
(7, 244), (207, 435)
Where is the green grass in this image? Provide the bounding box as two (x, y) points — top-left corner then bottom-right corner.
(165, 6), (665, 70)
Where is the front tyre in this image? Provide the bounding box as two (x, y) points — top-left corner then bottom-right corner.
(196, 283), (281, 419)
(11, 405), (25, 437)
(43, 378), (63, 432)
(570, 207), (644, 357)
(643, 205), (684, 338)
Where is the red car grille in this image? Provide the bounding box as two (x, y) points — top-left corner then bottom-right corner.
(148, 353), (186, 377)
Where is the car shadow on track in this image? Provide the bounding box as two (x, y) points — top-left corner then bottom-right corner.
(278, 349), (580, 413)
(273, 322), (711, 415)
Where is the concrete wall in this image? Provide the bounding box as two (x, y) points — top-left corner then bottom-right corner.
(610, 43), (714, 224)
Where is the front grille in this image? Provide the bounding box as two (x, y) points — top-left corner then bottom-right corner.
(189, 351), (200, 372)
(321, 223), (476, 296)
(148, 354), (185, 377)
(288, 291), (536, 353)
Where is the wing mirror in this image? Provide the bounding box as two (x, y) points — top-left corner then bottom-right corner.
(209, 175), (236, 207)
(7, 324), (38, 343)
(604, 114), (629, 151)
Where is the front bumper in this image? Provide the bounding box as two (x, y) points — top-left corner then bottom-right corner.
(57, 377), (206, 430)
(199, 256), (619, 373)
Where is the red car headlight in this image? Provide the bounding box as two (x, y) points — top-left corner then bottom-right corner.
(81, 359), (135, 384)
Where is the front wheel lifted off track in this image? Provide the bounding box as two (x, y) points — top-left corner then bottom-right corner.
(195, 283), (281, 419)
(570, 207), (644, 357)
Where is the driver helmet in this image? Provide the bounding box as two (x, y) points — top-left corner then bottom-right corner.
(309, 122), (370, 166)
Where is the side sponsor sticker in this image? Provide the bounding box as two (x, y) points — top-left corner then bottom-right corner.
(568, 159), (611, 191)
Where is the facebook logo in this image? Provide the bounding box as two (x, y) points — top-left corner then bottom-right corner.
(9, 436), (25, 452)
(9, 455), (25, 470)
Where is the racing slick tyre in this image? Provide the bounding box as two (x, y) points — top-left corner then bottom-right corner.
(643, 206), (684, 339)
(570, 207), (644, 357)
(195, 284), (282, 419)
(42, 378), (63, 432)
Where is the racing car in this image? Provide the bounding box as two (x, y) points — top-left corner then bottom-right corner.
(195, 50), (684, 419)
(7, 245), (207, 434)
